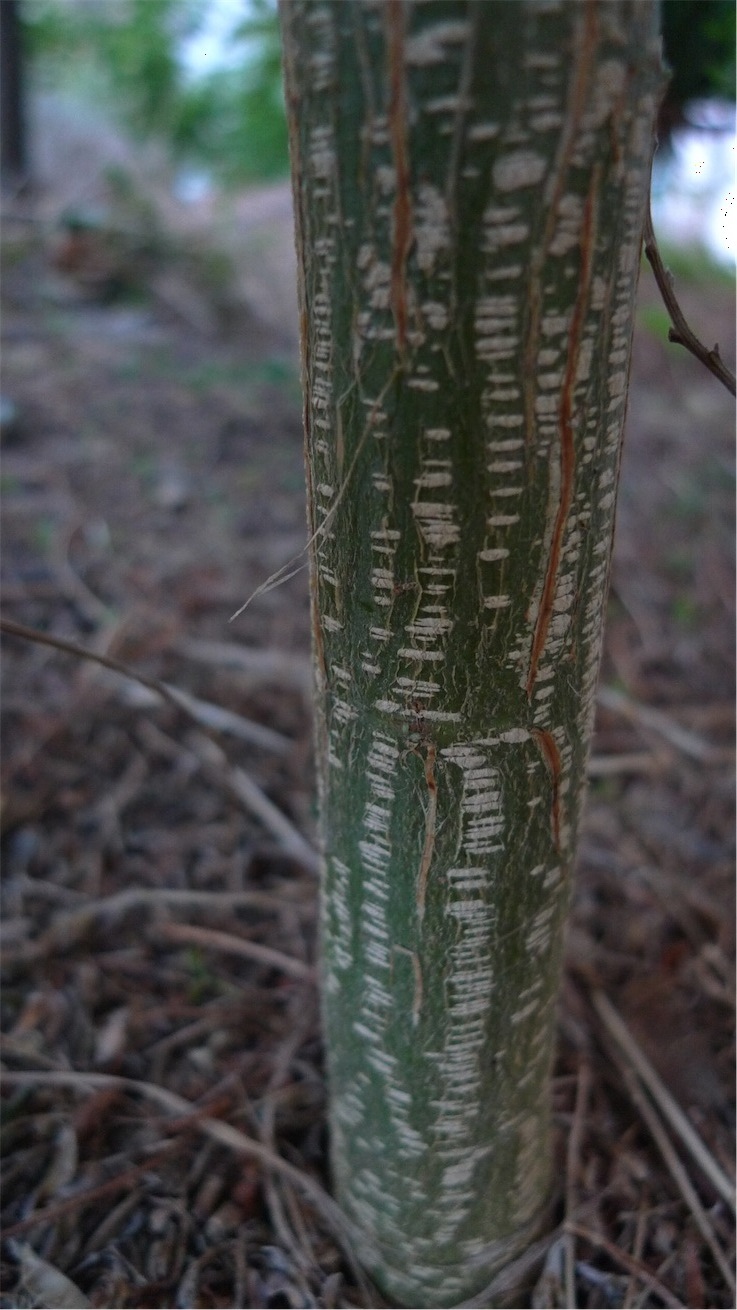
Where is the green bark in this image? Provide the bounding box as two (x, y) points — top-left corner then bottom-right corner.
(280, 3), (662, 1304)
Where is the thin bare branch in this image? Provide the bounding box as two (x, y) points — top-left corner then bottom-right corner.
(643, 204), (736, 396)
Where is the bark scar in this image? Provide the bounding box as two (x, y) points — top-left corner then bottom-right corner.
(386, 0), (412, 361)
(531, 728), (563, 851)
(391, 944), (424, 1025)
(526, 164), (600, 699)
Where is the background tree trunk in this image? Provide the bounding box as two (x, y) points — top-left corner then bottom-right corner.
(280, 3), (662, 1304)
(0, 0), (28, 189)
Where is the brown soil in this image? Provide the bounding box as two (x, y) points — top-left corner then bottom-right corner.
(1, 134), (734, 1307)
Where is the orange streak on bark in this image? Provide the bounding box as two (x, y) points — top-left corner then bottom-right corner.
(386, 0), (412, 360)
(531, 728), (563, 851)
(391, 944), (424, 1026)
(526, 165), (600, 700)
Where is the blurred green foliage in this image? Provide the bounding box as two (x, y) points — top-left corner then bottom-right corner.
(662, 0), (735, 109)
(660, 0), (735, 140)
(647, 238), (736, 287)
(21, 0), (289, 184)
(19, 0), (736, 186)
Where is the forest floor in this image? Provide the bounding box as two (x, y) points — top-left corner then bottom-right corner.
(1, 113), (735, 1309)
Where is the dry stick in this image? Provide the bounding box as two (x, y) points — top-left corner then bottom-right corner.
(0, 616), (319, 870)
(0, 616), (290, 754)
(3, 886), (315, 971)
(1, 1139), (187, 1240)
(177, 637), (311, 693)
(119, 680), (291, 754)
(597, 685), (728, 766)
(592, 990), (734, 1210)
(80, 885), (315, 918)
(587, 750), (665, 777)
(564, 1059), (594, 1310)
(137, 715), (320, 872)
(591, 1043), (735, 1296)
(191, 730), (320, 873)
(565, 1224), (685, 1309)
(159, 920), (315, 984)
(146, 1014), (242, 1067)
(259, 998), (320, 1276)
(0, 1069), (370, 1297)
(229, 764), (319, 872)
(643, 203), (736, 396)
(623, 1199), (652, 1310)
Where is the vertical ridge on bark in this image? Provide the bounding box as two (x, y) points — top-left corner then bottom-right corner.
(280, 3), (662, 1304)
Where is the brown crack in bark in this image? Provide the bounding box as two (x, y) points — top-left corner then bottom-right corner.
(526, 163), (600, 699)
(531, 728), (563, 851)
(392, 944), (424, 1025)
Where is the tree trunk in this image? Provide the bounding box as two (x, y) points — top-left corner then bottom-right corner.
(0, 0), (28, 189)
(280, 3), (662, 1304)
